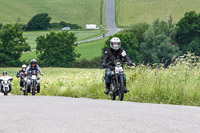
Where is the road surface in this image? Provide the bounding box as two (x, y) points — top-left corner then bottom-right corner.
(78, 0), (121, 44)
(0, 96), (200, 133)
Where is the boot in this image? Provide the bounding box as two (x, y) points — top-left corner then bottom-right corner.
(124, 82), (129, 93)
(104, 82), (110, 94)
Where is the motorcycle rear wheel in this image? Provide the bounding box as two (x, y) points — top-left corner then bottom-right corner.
(4, 87), (8, 96)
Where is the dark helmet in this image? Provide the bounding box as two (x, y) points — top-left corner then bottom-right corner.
(30, 59), (37, 64)
(3, 71), (7, 76)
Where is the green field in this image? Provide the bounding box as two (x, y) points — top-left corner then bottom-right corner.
(0, 0), (102, 27)
(76, 38), (107, 60)
(2, 55), (200, 105)
(117, 0), (200, 26)
(24, 30), (107, 49)
(20, 51), (37, 61)
(20, 37), (107, 61)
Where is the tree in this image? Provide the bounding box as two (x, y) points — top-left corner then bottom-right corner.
(175, 11), (200, 54)
(0, 24), (30, 66)
(26, 13), (51, 30)
(36, 31), (80, 67)
(125, 23), (150, 45)
(102, 31), (140, 63)
(0, 23), (2, 29)
(140, 19), (181, 65)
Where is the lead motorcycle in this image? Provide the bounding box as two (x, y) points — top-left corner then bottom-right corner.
(0, 76), (13, 96)
(105, 60), (130, 101)
(25, 70), (40, 96)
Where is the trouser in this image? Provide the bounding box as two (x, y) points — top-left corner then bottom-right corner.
(104, 69), (126, 83)
(20, 79), (23, 87)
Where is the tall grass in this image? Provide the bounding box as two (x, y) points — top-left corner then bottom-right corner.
(2, 53), (200, 106)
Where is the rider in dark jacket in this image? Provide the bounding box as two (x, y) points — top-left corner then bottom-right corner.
(16, 65), (27, 90)
(25, 59), (43, 76)
(102, 37), (134, 94)
(25, 59), (43, 92)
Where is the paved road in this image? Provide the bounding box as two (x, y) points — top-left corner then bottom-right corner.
(0, 96), (200, 133)
(78, 0), (121, 44)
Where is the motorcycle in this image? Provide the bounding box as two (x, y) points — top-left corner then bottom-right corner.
(18, 72), (27, 95)
(25, 70), (40, 96)
(104, 60), (129, 101)
(0, 76), (13, 96)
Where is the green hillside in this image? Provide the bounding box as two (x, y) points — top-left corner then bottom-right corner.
(117, 0), (200, 26)
(23, 30), (107, 49)
(20, 37), (107, 61)
(0, 0), (102, 26)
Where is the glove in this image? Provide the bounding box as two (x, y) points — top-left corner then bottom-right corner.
(102, 63), (106, 68)
(128, 61), (135, 66)
(40, 73), (44, 76)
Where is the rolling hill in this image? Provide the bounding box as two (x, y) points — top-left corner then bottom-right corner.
(0, 0), (102, 27)
(117, 0), (200, 26)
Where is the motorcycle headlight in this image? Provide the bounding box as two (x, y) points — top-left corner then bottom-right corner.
(115, 67), (123, 74)
(3, 80), (8, 85)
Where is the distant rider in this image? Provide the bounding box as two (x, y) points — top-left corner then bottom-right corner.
(1, 71), (13, 90)
(25, 59), (43, 76)
(101, 37), (135, 94)
(16, 65), (27, 90)
(25, 59), (43, 93)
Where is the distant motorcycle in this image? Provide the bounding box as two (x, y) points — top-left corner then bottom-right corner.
(0, 76), (13, 96)
(25, 70), (41, 96)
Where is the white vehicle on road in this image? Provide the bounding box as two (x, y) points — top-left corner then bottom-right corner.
(86, 24), (99, 30)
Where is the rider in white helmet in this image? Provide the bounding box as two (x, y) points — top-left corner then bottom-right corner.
(102, 37), (135, 94)
(16, 64), (27, 90)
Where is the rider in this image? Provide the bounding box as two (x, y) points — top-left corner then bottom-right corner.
(1, 71), (13, 90)
(25, 59), (43, 76)
(101, 37), (135, 94)
(25, 59), (43, 93)
(16, 65), (27, 90)
(2, 71), (7, 77)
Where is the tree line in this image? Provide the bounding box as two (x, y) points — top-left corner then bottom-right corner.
(0, 11), (200, 67)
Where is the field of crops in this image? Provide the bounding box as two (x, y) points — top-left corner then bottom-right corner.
(0, 0), (102, 27)
(2, 54), (200, 106)
(117, 0), (200, 26)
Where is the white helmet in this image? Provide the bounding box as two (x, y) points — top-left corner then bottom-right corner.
(22, 64), (27, 68)
(110, 37), (121, 51)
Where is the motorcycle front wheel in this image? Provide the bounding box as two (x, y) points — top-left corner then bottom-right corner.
(4, 87), (8, 96)
(118, 75), (125, 101)
(111, 93), (116, 100)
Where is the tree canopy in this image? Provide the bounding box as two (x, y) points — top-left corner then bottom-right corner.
(36, 31), (80, 67)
